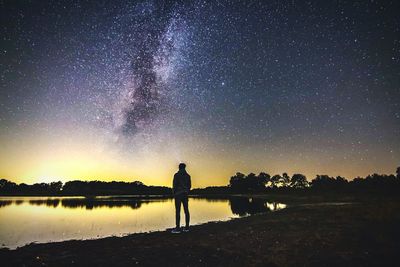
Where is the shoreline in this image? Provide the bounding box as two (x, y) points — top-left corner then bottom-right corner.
(1, 195), (289, 251)
(1, 197), (399, 266)
(0, 201), (354, 251)
(2, 201), (354, 251)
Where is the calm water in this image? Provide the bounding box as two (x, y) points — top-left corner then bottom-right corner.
(0, 196), (286, 249)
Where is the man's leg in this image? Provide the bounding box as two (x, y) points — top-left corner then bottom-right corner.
(182, 194), (190, 228)
(174, 195), (182, 229)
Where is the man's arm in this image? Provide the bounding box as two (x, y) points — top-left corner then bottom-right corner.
(172, 174), (177, 195)
(188, 175), (191, 191)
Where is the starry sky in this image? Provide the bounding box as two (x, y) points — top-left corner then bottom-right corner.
(1, 0), (399, 187)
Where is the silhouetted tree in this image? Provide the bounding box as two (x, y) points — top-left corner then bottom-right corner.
(311, 175), (336, 190)
(282, 173), (290, 187)
(0, 179), (8, 188)
(49, 181), (63, 194)
(290, 174), (309, 188)
(0, 179), (17, 193)
(59, 180), (169, 195)
(269, 174), (290, 188)
(335, 176), (348, 186)
(229, 172), (246, 192)
(311, 175), (350, 191)
(246, 173), (258, 188)
(247, 172), (266, 191)
(359, 173), (398, 193)
(229, 172), (268, 192)
(190, 186), (230, 195)
(258, 172), (271, 185)
(397, 166), (400, 179)
(269, 174), (281, 188)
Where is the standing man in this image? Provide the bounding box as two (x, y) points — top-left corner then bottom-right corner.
(172, 163), (191, 233)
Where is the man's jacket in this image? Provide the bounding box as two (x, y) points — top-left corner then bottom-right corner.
(173, 170), (191, 196)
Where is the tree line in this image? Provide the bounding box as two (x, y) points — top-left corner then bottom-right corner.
(193, 166), (400, 194)
(1, 166), (399, 196)
(0, 179), (171, 196)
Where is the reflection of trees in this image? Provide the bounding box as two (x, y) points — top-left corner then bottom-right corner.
(60, 198), (147, 210)
(29, 199), (60, 207)
(229, 198), (287, 215)
(229, 197), (270, 216)
(0, 199), (25, 208)
(0, 200), (12, 208)
(0, 197), (171, 210)
(22, 197), (170, 210)
(265, 202), (287, 211)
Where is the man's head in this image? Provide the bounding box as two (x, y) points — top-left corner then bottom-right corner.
(179, 163), (186, 170)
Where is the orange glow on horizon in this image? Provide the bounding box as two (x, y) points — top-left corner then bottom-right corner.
(1, 124), (399, 187)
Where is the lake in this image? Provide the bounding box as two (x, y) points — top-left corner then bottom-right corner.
(0, 196), (287, 249)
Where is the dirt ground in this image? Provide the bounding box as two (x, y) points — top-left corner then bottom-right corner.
(1, 196), (399, 266)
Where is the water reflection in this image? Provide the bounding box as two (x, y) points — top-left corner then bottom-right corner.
(61, 198), (171, 210)
(0, 196), (286, 214)
(29, 199), (60, 208)
(0, 200), (12, 208)
(60, 198), (144, 210)
(0, 197), (170, 210)
(229, 197), (286, 216)
(0, 196), (286, 249)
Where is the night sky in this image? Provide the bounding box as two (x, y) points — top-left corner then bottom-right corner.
(1, 0), (399, 187)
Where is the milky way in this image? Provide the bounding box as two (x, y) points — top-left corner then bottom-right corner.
(54, 2), (194, 141)
(106, 8), (188, 137)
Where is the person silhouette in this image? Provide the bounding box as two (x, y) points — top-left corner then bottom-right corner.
(171, 163), (191, 233)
